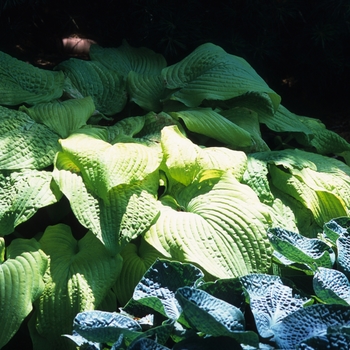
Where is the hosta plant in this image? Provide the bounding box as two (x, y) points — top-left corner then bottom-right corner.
(1, 41), (350, 349)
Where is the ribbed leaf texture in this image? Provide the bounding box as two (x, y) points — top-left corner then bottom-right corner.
(0, 238), (48, 348)
(0, 106), (60, 170)
(0, 50), (64, 105)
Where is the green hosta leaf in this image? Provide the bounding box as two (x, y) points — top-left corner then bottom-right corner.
(114, 237), (166, 306)
(161, 125), (247, 186)
(90, 40), (167, 77)
(29, 224), (123, 350)
(54, 152), (160, 254)
(55, 59), (127, 115)
(58, 131), (162, 200)
(169, 108), (253, 149)
(0, 106), (60, 170)
(240, 274), (312, 339)
(144, 171), (272, 278)
(19, 96), (95, 138)
(0, 238), (48, 348)
(0, 50), (64, 105)
(220, 107), (270, 151)
(72, 310), (142, 344)
(176, 287), (258, 346)
(271, 304), (350, 349)
(260, 104), (314, 134)
(123, 259), (204, 320)
(198, 278), (246, 312)
(161, 43), (280, 109)
(0, 169), (62, 235)
(267, 227), (335, 269)
(127, 72), (165, 111)
(313, 267), (350, 305)
(253, 149), (350, 230)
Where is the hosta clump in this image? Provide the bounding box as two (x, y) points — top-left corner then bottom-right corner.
(1, 40), (350, 349)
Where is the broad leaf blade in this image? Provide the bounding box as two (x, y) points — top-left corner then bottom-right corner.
(0, 106), (59, 170)
(0, 169), (62, 235)
(0, 238), (48, 349)
(272, 304), (350, 349)
(161, 43), (280, 108)
(19, 96), (96, 138)
(313, 267), (350, 305)
(169, 108), (253, 149)
(240, 273), (312, 339)
(124, 259), (204, 320)
(144, 172), (272, 278)
(29, 224), (123, 350)
(55, 59), (127, 115)
(0, 50), (64, 105)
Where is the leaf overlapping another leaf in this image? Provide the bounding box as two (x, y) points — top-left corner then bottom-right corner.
(0, 238), (48, 348)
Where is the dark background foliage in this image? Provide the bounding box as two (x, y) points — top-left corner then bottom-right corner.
(1, 1), (350, 348)
(1, 0), (350, 132)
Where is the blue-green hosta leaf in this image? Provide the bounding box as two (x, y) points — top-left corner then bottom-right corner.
(58, 131), (162, 200)
(337, 234), (350, 278)
(72, 310), (142, 344)
(19, 96), (96, 138)
(267, 227), (335, 269)
(114, 237), (166, 306)
(169, 108), (253, 149)
(240, 273), (311, 340)
(271, 304), (350, 349)
(161, 43), (280, 109)
(124, 259), (204, 320)
(313, 267), (350, 305)
(55, 59), (127, 115)
(0, 238), (48, 348)
(198, 278), (246, 312)
(127, 72), (165, 111)
(161, 125), (247, 186)
(90, 40), (167, 77)
(29, 224), (123, 350)
(0, 169), (62, 235)
(323, 217), (350, 244)
(176, 287), (259, 346)
(0, 106), (60, 169)
(297, 332), (350, 350)
(220, 107), (270, 152)
(144, 171), (272, 278)
(0, 50), (64, 105)
(128, 337), (171, 350)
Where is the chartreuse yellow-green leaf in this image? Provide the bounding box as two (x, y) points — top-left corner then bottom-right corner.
(29, 224), (123, 350)
(161, 43), (280, 109)
(58, 131), (162, 200)
(0, 169), (62, 236)
(0, 238), (48, 348)
(161, 125), (247, 186)
(144, 171), (273, 278)
(19, 96), (96, 138)
(0, 50), (64, 105)
(0, 106), (60, 170)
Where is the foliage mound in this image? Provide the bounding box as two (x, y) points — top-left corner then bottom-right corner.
(1, 41), (350, 349)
